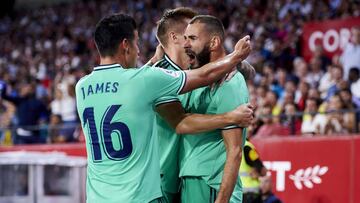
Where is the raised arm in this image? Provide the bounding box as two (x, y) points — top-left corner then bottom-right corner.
(180, 36), (251, 94)
(216, 128), (244, 203)
(156, 102), (254, 135)
(2, 91), (22, 105)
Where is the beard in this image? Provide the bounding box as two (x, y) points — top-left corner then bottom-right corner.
(186, 43), (211, 69)
(195, 43), (211, 68)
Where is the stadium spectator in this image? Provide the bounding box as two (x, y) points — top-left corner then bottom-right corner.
(295, 80), (310, 111)
(264, 91), (281, 117)
(0, 97), (15, 143)
(338, 88), (359, 132)
(318, 65), (335, 100)
(340, 26), (360, 80)
(255, 105), (287, 137)
(2, 82), (48, 144)
(339, 88), (360, 110)
(308, 87), (321, 101)
(313, 45), (331, 71)
(259, 175), (282, 203)
(280, 81), (297, 106)
(50, 88), (63, 115)
(349, 67), (360, 85)
(48, 114), (62, 143)
(271, 69), (287, 101)
(293, 57), (308, 81)
(305, 57), (324, 88)
(301, 97), (321, 135)
(240, 139), (267, 203)
(255, 85), (268, 108)
(280, 102), (302, 135)
(325, 65), (344, 101)
(50, 85), (77, 142)
(323, 94), (355, 134)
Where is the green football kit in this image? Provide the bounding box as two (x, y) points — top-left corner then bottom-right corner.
(179, 72), (249, 203)
(75, 63), (186, 203)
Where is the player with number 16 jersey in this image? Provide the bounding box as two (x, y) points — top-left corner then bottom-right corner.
(76, 63), (186, 203)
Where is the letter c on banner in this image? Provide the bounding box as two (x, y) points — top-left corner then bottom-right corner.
(309, 31), (323, 52)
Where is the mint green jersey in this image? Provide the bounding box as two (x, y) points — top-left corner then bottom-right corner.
(154, 55), (191, 194)
(75, 63), (186, 203)
(179, 72), (249, 201)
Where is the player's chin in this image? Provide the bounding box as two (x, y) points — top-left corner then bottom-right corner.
(188, 57), (196, 66)
(189, 59), (200, 69)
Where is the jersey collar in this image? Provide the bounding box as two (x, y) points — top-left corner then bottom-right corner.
(164, 54), (182, 71)
(94, 63), (122, 71)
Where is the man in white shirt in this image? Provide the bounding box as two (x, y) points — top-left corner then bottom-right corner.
(341, 26), (360, 80)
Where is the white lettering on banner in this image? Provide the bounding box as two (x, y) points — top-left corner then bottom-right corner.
(323, 29), (338, 52)
(309, 31), (323, 51)
(263, 161), (291, 191)
(308, 28), (351, 52)
(264, 161), (329, 192)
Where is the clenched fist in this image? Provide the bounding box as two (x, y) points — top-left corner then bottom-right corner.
(234, 35), (251, 61)
(227, 103), (255, 128)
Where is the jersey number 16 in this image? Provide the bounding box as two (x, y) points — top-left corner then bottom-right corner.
(83, 105), (133, 162)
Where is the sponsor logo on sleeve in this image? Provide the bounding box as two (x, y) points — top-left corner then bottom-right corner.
(158, 68), (181, 78)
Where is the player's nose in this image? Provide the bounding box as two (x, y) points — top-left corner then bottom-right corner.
(183, 38), (191, 48)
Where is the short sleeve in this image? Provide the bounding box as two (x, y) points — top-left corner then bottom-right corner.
(143, 66), (186, 102)
(154, 96), (180, 107)
(215, 73), (248, 130)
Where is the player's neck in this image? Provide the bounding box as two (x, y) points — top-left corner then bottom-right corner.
(99, 55), (127, 68)
(210, 47), (227, 62)
(164, 46), (188, 70)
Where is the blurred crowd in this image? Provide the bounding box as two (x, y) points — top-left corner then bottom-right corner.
(0, 0), (360, 144)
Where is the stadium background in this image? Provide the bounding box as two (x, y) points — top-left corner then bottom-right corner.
(0, 0), (360, 202)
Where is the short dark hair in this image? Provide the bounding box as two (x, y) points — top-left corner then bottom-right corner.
(349, 67), (360, 75)
(94, 13), (137, 57)
(189, 15), (225, 42)
(340, 88), (352, 94)
(157, 7), (197, 47)
(307, 97), (319, 105)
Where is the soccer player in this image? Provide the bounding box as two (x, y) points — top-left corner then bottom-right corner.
(154, 8), (255, 203)
(75, 14), (250, 203)
(179, 15), (251, 203)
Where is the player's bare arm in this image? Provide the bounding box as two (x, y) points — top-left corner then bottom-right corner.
(216, 128), (244, 203)
(156, 102), (254, 134)
(179, 35), (251, 93)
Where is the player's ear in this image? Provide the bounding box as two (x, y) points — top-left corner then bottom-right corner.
(210, 36), (221, 51)
(120, 39), (130, 54)
(169, 31), (178, 43)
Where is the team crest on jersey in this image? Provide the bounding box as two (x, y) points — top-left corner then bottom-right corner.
(159, 68), (181, 78)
